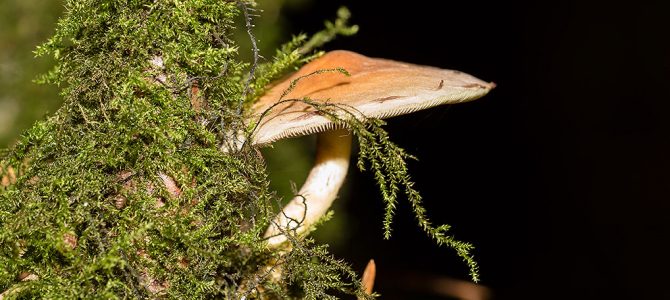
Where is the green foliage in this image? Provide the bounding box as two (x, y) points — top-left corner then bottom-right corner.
(299, 7), (359, 55)
(353, 120), (480, 282)
(247, 7), (358, 106)
(280, 239), (363, 300)
(248, 34), (313, 102)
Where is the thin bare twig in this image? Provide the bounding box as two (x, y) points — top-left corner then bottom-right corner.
(237, 0), (259, 114)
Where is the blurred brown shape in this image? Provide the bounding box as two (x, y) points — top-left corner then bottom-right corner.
(361, 259), (376, 298)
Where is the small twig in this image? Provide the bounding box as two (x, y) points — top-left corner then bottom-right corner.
(278, 68), (350, 101)
(263, 194), (309, 242)
(237, 0), (259, 114)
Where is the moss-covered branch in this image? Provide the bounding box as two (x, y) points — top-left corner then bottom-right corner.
(1, 1), (364, 298)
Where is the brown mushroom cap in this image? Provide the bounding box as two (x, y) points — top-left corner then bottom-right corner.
(250, 50), (495, 146)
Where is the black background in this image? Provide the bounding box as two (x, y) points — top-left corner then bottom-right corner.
(281, 1), (670, 299)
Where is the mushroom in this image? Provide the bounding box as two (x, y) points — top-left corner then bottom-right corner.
(249, 50), (495, 247)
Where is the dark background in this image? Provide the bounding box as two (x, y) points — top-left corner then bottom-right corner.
(280, 1), (670, 299)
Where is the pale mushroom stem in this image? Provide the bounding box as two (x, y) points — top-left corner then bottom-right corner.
(264, 129), (352, 247)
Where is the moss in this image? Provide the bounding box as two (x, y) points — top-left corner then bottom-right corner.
(0, 1), (476, 298)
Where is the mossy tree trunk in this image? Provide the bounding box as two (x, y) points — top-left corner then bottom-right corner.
(0, 1), (364, 298)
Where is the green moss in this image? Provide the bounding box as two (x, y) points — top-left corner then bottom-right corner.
(0, 1), (476, 298)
